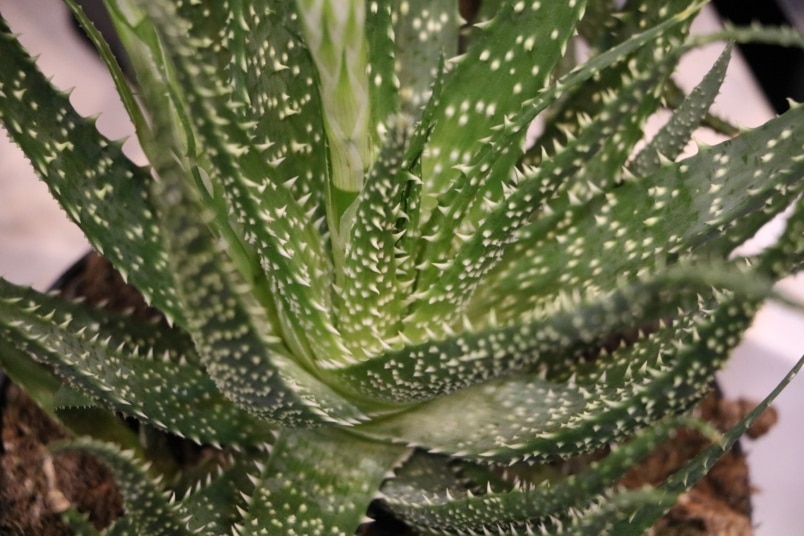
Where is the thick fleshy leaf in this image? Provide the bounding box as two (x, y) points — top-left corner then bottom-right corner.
(419, 0), (587, 207)
(53, 440), (194, 536)
(403, 42), (683, 336)
(138, 0), (346, 368)
(411, 0), (588, 290)
(526, 0), (698, 167)
(540, 489), (671, 536)
(392, 0), (461, 119)
(630, 44), (732, 176)
(380, 451), (471, 507)
(755, 195), (804, 277)
(0, 336), (64, 421)
(406, 5), (706, 335)
(689, 21), (804, 50)
(354, 291), (761, 462)
(474, 102), (804, 321)
(383, 417), (713, 534)
(235, 428), (406, 535)
(179, 453), (261, 535)
(295, 0), (372, 199)
(61, 509), (103, 536)
(0, 16), (183, 325)
(0, 279), (273, 445)
(613, 351), (804, 534)
(334, 264), (772, 404)
(221, 0), (331, 220)
(0, 338), (146, 457)
(145, 134), (365, 425)
(365, 0), (398, 139)
(100, 1), (283, 338)
(337, 118), (415, 359)
(63, 0), (150, 143)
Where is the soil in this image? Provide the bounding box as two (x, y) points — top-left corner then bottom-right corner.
(0, 253), (154, 534)
(623, 389), (778, 536)
(0, 253), (779, 535)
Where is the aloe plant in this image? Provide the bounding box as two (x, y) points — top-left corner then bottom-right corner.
(1, 0), (803, 534)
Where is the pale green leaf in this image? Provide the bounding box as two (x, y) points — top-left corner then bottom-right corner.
(384, 417), (710, 535)
(236, 428), (406, 535)
(630, 44), (732, 176)
(354, 293), (760, 462)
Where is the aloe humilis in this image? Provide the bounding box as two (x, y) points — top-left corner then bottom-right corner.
(0, 0), (803, 533)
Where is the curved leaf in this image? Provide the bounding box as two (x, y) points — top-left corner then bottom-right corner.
(384, 418), (712, 535)
(614, 351), (804, 534)
(476, 103), (804, 321)
(630, 44), (732, 176)
(235, 428), (405, 535)
(53, 440), (193, 536)
(0, 286), (272, 446)
(0, 16), (184, 325)
(146, 139), (366, 426)
(132, 0), (344, 368)
(354, 292), (760, 462)
(337, 118), (416, 359)
(334, 265), (774, 404)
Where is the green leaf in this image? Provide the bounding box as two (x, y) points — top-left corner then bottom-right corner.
(105, 517), (140, 536)
(295, 0), (372, 197)
(411, 1), (588, 289)
(0, 328), (146, 458)
(221, 0), (330, 221)
(63, 0), (150, 143)
(477, 102), (804, 321)
(689, 21), (804, 50)
(403, 42), (682, 336)
(53, 440), (194, 536)
(542, 488), (671, 536)
(337, 117), (415, 359)
(61, 509), (103, 536)
(756, 195), (804, 277)
(179, 453), (260, 535)
(380, 451), (472, 508)
(613, 351), (804, 534)
(0, 279), (274, 445)
(334, 264), (772, 404)
(132, 0), (344, 368)
(384, 417), (711, 534)
(630, 44), (732, 176)
(236, 428), (406, 535)
(102, 1), (286, 341)
(0, 15), (184, 325)
(354, 291), (761, 462)
(392, 0), (461, 119)
(145, 137), (366, 426)
(365, 0), (398, 136)
(0, 335), (63, 421)
(527, 0), (697, 167)
(408, 3), (705, 326)
(419, 0), (587, 208)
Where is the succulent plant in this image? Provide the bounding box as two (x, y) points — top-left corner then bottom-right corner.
(1, 0), (803, 534)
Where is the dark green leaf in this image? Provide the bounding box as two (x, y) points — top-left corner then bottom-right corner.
(53, 440), (193, 536)
(0, 15), (184, 325)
